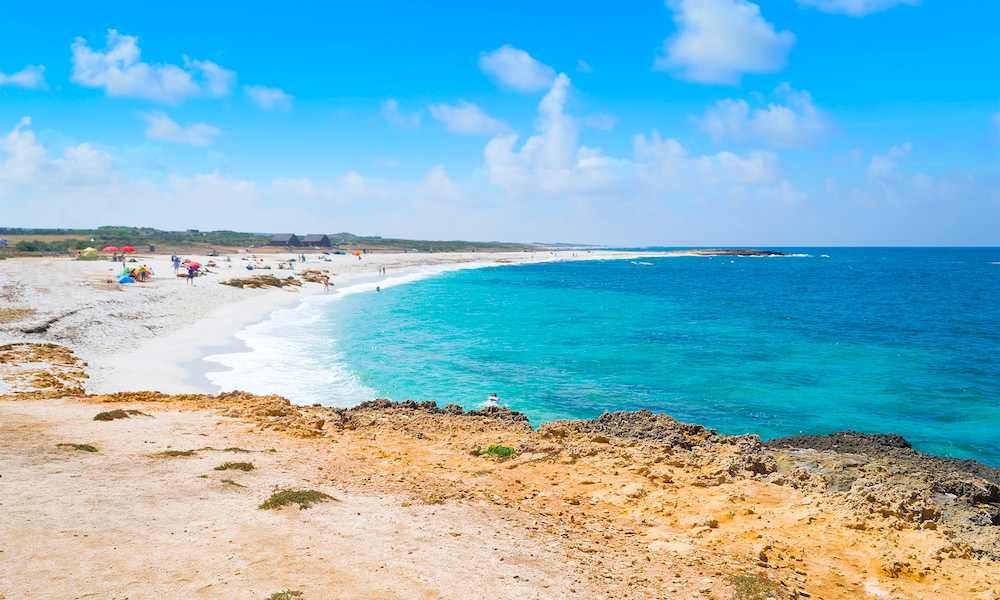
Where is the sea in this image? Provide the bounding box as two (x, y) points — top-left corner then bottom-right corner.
(204, 248), (1000, 467)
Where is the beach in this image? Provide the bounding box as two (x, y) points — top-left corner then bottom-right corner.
(1, 251), (998, 599)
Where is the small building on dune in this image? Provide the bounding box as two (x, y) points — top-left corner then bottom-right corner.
(269, 233), (301, 247)
(301, 234), (332, 247)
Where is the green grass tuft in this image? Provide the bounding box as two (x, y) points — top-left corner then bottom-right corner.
(221, 479), (245, 487)
(266, 591), (303, 600)
(57, 443), (97, 452)
(214, 461), (254, 471)
(223, 447), (251, 453)
(477, 445), (516, 459)
(259, 489), (334, 510)
(162, 449), (196, 457)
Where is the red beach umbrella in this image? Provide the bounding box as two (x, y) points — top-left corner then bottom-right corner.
(120, 246), (136, 253)
(186, 262), (201, 270)
(102, 246), (120, 252)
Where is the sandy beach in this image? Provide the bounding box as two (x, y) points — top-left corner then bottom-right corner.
(1, 251), (998, 599)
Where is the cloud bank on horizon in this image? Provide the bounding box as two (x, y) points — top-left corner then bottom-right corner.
(0, 0), (996, 246)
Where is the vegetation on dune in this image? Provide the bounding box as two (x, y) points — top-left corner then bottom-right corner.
(57, 443), (97, 452)
(266, 591), (303, 600)
(214, 461), (254, 471)
(93, 409), (146, 421)
(330, 232), (528, 253)
(259, 489), (334, 510)
(162, 449), (197, 457)
(0, 226), (534, 253)
(0, 226), (270, 252)
(476, 444), (517, 459)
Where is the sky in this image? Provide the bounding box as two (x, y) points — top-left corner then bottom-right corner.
(1, 0), (998, 246)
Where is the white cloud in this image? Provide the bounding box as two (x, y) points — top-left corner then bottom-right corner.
(796, 0), (919, 17)
(483, 74), (789, 205)
(576, 59), (593, 74)
(654, 0), (796, 85)
(381, 99), (421, 128)
(141, 112), (221, 146)
(478, 45), (557, 93)
(0, 65), (47, 89)
(429, 101), (510, 135)
(584, 113), (618, 131)
(696, 83), (832, 148)
(867, 142), (911, 178)
(244, 84), (293, 111)
(70, 29), (235, 103)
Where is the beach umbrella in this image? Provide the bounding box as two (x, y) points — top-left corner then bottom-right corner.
(121, 246), (136, 253)
(186, 262), (201, 270)
(102, 246), (120, 252)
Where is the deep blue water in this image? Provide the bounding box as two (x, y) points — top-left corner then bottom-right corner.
(207, 248), (1000, 466)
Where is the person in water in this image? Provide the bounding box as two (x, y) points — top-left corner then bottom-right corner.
(487, 393), (499, 404)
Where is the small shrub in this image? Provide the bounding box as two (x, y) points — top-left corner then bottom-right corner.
(162, 450), (196, 457)
(215, 461), (254, 471)
(93, 409), (147, 421)
(259, 489), (334, 510)
(729, 574), (788, 600)
(221, 479), (245, 487)
(94, 409), (130, 421)
(224, 447), (251, 453)
(477, 445), (516, 459)
(57, 443), (97, 452)
(266, 591), (303, 600)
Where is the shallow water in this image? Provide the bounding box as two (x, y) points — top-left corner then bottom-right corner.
(206, 248), (1000, 466)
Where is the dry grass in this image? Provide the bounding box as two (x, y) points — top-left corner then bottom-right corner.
(258, 489), (334, 510)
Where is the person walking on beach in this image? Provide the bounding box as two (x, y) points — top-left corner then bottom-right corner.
(186, 265), (196, 285)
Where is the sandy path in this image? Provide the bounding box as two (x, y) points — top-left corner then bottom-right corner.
(0, 398), (596, 599)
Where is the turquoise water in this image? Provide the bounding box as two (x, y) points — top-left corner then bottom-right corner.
(207, 249), (1000, 466)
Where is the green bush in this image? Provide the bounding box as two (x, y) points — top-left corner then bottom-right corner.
(477, 445), (516, 459)
(259, 490), (334, 510)
(214, 461), (254, 471)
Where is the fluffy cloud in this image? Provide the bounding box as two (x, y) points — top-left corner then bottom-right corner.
(867, 142), (911, 178)
(381, 99), (421, 128)
(244, 85), (293, 111)
(70, 29), (235, 103)
(0, 117), (129, 214)
(0, 65), (47, 89)
(796, 0), (919, 17)
(483, 73), (791, 205)
(696, 83), (832, 148)
(479, 45), (557, 93)
(654, 0), (795, 85)
(429, 101), (510, 135)
(142, 112), (221, 146)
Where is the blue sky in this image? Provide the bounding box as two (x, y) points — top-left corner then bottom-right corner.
(1, 0), (997, 245)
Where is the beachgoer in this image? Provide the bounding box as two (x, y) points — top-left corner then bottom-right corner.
(324, 276), (330, 291)
(487, 393), (499, 404)
(186, 265), (195, 285)
(376, 285), (380, 292)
